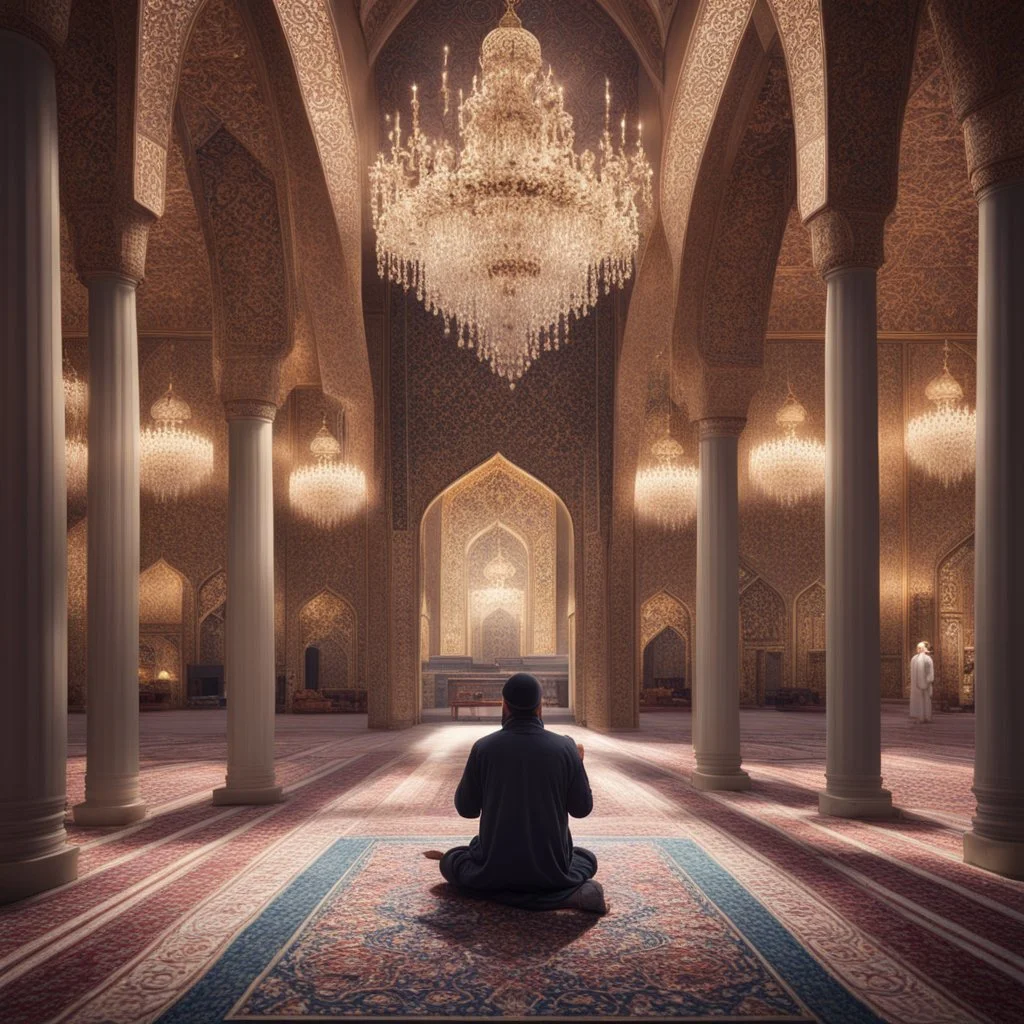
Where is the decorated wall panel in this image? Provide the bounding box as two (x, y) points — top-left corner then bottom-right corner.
(299, 590), (358, 693)
(438, 458), (557, 657)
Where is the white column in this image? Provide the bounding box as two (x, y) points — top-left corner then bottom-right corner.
(214, 404), (283, 805)
(819, 266), (893, 818)
(0, 30), (79, 901)
(964, 178), (1024, 877)
(693, 418), (750, 791)
(74, 275), (146, 826)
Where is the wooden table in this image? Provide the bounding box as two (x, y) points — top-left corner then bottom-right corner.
(450, 699), (503, 721)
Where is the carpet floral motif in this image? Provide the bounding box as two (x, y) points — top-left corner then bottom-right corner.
(159, 838), (881, 1022)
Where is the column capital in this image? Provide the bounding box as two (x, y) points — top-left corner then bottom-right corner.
(808, 208), (887, 278)
(224, 399), (277, 423)
(68, 204), (153, 285)
(698, 417), (746, 441)
(0, 2), (71, 58)
(963, 89), (1024, 197)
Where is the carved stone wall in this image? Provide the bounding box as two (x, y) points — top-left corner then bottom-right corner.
(936, 535), (974, 707)
(739, 572), (787, 705)
(794, 581), (826, 695)
(299, 590), (357, 693)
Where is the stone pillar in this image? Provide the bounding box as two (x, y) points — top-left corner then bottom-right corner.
(214, 401), (283, 805)
(73, 274), (146, 826)
(693, 418), (750, 792)
(812, 211), (893, 819)
(0, 27), (79, 902)
(964, 178), (1024, 877)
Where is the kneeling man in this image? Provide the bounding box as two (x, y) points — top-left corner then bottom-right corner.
(425, 672), (607, 914)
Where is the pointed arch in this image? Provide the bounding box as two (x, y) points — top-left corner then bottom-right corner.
(639, 590), (692, 710)
(298, 588), (358, 694)
(794, 579), (826, 695)
(739, 573), (787, 705)
(138, 558), (191, 706)
(935, 533), (974, 707)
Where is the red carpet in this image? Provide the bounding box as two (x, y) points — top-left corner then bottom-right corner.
(0, 709), (1020, 1022)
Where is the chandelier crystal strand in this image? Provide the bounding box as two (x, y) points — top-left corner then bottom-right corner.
(905, 340), (976, 487)
(63, 359), (89, 497)
(370, 0), (652, 386)
(139, 380), (214, 502)
(288, 415), (367, 529)
(748, 384), (825, 507)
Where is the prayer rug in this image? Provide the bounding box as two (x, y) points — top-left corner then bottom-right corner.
(155, 837), (882, 1022)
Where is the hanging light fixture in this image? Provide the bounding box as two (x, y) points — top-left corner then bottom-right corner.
(369, 0), (652, 386)
(63, 360), (88, 498)
(139, 380), (214, 502)
(635, 431), (700, 531)
(288, 414), (366, 529)
(471, 537), (524, 622)
(748, 384), (825, 507)
(634, 352), (699, 530)
(906, 340), (975, 487)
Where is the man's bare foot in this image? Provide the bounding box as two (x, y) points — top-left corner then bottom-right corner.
(423, 850), (444, 861)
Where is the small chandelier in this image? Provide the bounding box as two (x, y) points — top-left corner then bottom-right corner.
(906, 341), (975, 487)
(63, 360), (88, 497)
(289, 415), (366, 529)
(139, 381), (214, 502)
(472, 538), (523, 621)
(369, 0), (652, 386)
(635, 431), (700, 531)
(749, 385), (825, 507)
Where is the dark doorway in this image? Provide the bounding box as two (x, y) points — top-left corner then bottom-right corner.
(304, 645), (320, 690)
(641, 627), (688, 707)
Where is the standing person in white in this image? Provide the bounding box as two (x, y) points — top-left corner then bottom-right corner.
(910, 642), (935, 723)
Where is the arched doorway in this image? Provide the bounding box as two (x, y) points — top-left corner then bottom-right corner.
(639, 591), (692, 710)
(936, 535), (974, 708)
(138, 559), (190, 708)
(794, 580), (826, 698)
(298, 590), (361, 711)
(419, 454), (575, 719)
(739, 573), (786, 706)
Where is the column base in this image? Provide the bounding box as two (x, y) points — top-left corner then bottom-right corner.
(818, 789), (894, 819)
(964, 830), (1024, 879)
(0, 845), (79, 904)
(692, 769), (751, 792)
(212, 784), (284, 806)
(73, 799), (147, 827)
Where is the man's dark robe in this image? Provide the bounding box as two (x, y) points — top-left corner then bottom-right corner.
(439, 715), (597, 910)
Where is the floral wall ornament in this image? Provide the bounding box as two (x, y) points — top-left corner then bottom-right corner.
(63, 358), (89, 498)
(369, 0), (652, 386)
(905, 341), (976, 487)
(139, 379), (215, 503)
(748, 383), (825, 507)
(289, 413), (367, 529)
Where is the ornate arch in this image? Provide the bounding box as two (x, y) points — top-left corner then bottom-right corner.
(639, 590), (692, 704)
(935, 533), (974, 707)
(138, 558), (191, 705)
(794, 579), (825, 695)
(298, 588), (358, 692)
(465, 522), (531, 660)
(739, 573), (786, 705)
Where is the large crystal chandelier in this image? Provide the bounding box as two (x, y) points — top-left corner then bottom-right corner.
(635, 429), (700, 531)
(289, 415), (367, 529)
(906, 341), (975, 487)
(472, 539), (524, 621)
(139, 381), (214, 502)
(749, 386), (825, 507)
(63, 360), (88, 497)
(369, 0), (652, 386)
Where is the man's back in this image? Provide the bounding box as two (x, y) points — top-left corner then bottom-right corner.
(452, 715), (593, 893)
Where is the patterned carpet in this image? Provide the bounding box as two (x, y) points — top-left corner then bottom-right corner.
(1, 708), (1021, 1023)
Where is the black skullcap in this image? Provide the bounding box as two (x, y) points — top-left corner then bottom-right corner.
(502, 672), (542, 711)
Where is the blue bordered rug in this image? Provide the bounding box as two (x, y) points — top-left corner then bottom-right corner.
(156, 837), (882, 1022)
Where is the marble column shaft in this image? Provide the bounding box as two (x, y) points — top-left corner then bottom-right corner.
(693, 419), (750, 791)
(0, 29), (79, 901)
(820, 266), (893, 818)
(74, 275), (146, 826)
(214, 404), (283, 805)
(964, 178), (1024, 877)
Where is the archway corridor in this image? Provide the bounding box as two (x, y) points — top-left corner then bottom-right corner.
(1, 708), (1014, 1023)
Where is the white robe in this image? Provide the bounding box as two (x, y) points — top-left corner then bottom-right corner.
(910, 652), (934, 722)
